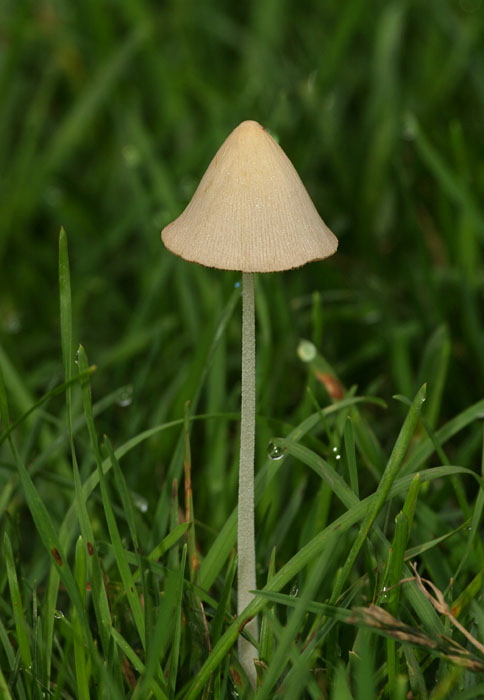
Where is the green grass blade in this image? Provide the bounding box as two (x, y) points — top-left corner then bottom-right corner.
(72, 536), (90, 700)
(0, 665), (13, 700)
(271, 438), (359, 509)
(255, 534), (337, 700)
(183, 463), (472, 700)
(45, 25), (148, 173)
(168, 545), (187, 699)
(100, 436), (146, 646)
(75, 345), (122, 656)
(402, 401), (484, 476)
(417, 325), (451, 429)
(344, 416), (359, 496)
(133, 564), (183, 698)
(58, 227), (73, 383)
(0, 367), (95, 446)
(210, 553), (237, 648)
(331, 663), (354, 700)
(258, 547), (276, 668)
(3, 532), (32, 674)
(61, 239), (113, 659)
(353, 629), (377, 700)
(454, 421), (484, 580)
(408, 114), (484, 234)
(199, 397), (383, 592)
(110, 628), (168, 700)
(330, 385), (426, 603)
(0, 367), (91, 649)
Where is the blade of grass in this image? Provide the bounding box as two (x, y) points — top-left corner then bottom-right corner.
(199, 396), (384, 592)
(454, 420), (484, 580)
(331, 663), (354, 700)
(168, 545), (187, 699)
(45, 25), (148, 174)
(183, 401), (198, 583)
(3, 532), (32, 675)
(417, 325), (451, 430)
(211, 553), (237, 647)
(403, 397), (484, 477)
(0, 665), (13, 700)
(72, 536), (90, 700)
(329, 385), (426, 604)
(344, 416), (359, 496)
(132, 563), (183, 699)
(0, 367), (95, 447)
(60, 236), (113, 657)
(151, 285), (241, 546)
(0, 365), (94, 655)
(255, 534), (338, 700)
(110, 628), (168, 700)
(258, 547), (276, 667)
(0, 614), (27, 700)
(100, 435), (145, 646)
(353, 629), (377, 700)
(182, 461), (476, 700)
(408, 114), (484, 235)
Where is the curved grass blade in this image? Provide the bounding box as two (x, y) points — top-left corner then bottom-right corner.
(329, 385), (426, 603)
(199, 396), (385, 592)
(0, 367), (95, 446)
(181, 462), (478, 700)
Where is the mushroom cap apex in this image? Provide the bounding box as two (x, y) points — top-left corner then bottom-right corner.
(161, 120), (338, 272)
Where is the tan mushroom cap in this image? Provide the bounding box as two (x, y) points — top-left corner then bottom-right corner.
(161, 120), (338, 272)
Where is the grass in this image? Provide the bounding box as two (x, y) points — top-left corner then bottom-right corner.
(1, 0), (484, 697)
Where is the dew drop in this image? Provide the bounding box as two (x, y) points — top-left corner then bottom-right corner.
(289, 585), (299, 597)
(380, 586), (390, 602)
(234, 280), (241, 289)
(297, 340), (317, 363)
(132, 492), (148, 513)
(74, 349), (80, 365)
(54, 610), (65, 619)
(117, 386), (133, 407)
(332, 445), (341, 460)
(267, 442), (285, 461)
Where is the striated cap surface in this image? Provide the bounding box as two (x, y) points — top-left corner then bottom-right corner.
(161, 120), (338, 272)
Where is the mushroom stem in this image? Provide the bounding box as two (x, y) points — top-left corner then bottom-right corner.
(237, 270), (258, 687)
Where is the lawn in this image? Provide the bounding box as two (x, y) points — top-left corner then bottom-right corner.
(1, 0), (484, 698)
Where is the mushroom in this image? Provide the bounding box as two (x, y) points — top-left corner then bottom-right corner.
(161, 120), (338, 687)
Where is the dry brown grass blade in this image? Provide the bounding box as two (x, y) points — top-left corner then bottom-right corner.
(409, 562), (484, 657)
(346, 567), (484, 674)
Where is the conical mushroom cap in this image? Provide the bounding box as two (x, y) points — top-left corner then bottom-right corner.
(161, 120), (338, 272)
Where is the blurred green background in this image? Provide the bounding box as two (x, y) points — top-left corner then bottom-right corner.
(0, 0), (483, 504)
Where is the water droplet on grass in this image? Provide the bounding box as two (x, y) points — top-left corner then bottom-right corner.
(117, 386), (133, 407)
(297, 340), (317, 363)
(54, 610), (65, 619)
(289, 585), (299, 597)
(132, 492), (148, 513)
(267, 442), (285, 460)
